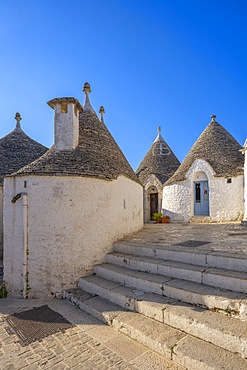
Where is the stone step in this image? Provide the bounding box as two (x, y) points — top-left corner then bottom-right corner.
(63, 289), (247, 369)
(78, 274), (247, 357)
(79, 273), (247, 320)
(113, 242), (247, 272)
(100, 257), (247, 293)
(190, 216), (212, 223)
(87, 264), (247, 321)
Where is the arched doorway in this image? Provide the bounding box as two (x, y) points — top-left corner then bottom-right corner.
(192, 172), (209, 216)
(147, 186), (159, 220)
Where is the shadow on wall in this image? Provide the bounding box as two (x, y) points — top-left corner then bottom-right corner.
(161, 209), (185, 222)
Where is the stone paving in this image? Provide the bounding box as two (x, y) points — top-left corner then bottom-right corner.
(126, 222), (247, 255)
(0, 298), (183, 370)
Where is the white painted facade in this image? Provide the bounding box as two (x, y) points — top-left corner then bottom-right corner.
(243, 139), (247, 220)
(0, 184), (3, 259)
(162, 159), (244, 222)
(3, 175), (143, 298)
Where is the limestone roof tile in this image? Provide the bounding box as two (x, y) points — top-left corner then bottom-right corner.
(0, 119), (48, 183)
(165, 116), (244, 186)
(136, 127), (180, 185)
(14, 110), (140, 183)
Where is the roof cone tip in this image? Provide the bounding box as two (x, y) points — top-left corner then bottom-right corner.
(210, 115), (216, 122)
(15, 112), (22, 130)
(83, 82), (91, 95)
(99, 106), (105, 115)
(154, 125), (163, 143)
(99, 106), (105, 124)
(82, 82), (95, 113)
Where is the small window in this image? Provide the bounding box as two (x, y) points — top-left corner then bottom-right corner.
(227, 178), (232, 184)
(195, 183), (201, 203)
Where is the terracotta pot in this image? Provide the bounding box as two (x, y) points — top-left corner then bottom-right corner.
(162, 217), (169, 223)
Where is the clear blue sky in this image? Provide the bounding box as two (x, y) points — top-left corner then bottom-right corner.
(1, 0), (247, 170)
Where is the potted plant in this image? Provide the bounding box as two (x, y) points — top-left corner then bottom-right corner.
(162, 215), (170, 223)
(152, 212), (163, 223)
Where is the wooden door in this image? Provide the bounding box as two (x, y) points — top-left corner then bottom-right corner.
(150, 193), (158, 219)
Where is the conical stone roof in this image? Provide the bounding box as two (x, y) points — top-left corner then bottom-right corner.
(165, 115), (244, 186)
(0, 113), (48, 183)
(15, 86), (139, 183)
(136, 127), (180, 185)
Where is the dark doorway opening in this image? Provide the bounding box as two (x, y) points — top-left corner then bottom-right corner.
(150, 193), (158, 219)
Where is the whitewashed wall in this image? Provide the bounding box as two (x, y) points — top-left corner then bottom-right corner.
(244, 144), (247, 219)
(162, 159), (244, 222)
(4, 175), (143, 297)
(0, 185), (3, 259)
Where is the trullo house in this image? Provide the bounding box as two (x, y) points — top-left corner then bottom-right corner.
(136, 126), (180, 222)
(3, 83), (143, 298)
(162, 115), (244, 222)
(0, 114), (47, 266)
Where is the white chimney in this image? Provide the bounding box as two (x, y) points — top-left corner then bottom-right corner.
(47, 97), (83, 150)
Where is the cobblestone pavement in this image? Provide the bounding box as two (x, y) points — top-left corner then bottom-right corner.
(0, 298), (182, 370)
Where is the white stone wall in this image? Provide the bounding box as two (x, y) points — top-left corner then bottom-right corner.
(163, 181), (191, 222)
(244, 143), (247, 219)
(3, 175), (143, 297)
(0, 184), (3, 259)
(162, 159), (244, 222)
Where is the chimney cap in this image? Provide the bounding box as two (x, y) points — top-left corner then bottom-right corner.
(47, 97), (83, 112)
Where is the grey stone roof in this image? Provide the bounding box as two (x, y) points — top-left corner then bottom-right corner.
(0, 117), (48, 183)
(14, 109), (139, 184)
(165, 116), (244, 186)
(136, 127), (180, 185)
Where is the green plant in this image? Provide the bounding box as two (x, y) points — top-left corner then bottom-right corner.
(152, 212), (163, 223)
(0, 281), (8, 298)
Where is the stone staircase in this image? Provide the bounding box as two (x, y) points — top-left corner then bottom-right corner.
(64, 227), (247, 369)
(190, 216), (212, 223)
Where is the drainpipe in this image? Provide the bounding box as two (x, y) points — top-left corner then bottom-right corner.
(241, 141), (247, 225)
(11, 192), (29, 298)
(22, 193), (28, 298)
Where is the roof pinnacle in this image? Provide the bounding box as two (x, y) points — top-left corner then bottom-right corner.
(15, 112), (22, 131)
(157, 126), (161, 134)
(210, 115), (216, 122)
(82, 82), (94, 112)
(99, 106), (105, 124)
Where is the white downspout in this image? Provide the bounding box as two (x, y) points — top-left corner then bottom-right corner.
(22, 193), (28, 298)
(11, 191), (29, 298)
(241, 140), (247, 224)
